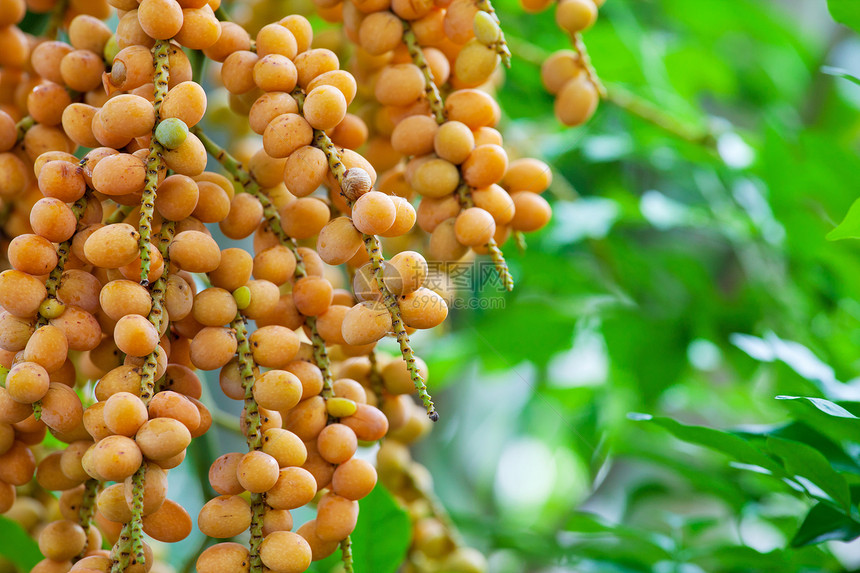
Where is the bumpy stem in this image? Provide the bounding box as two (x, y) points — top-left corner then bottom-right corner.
(475, 0), (511, 67)
(234, 314), (262, 451)
(122, 37), (169, 563)
(364, 234), (438, 421)
(341, 537), (354, 573)
(139, 39), (170, 286)
(409, 22), (514, 292)
(403, 23), (445, 124)
(368, 350), (385, 402)
(139, 221), (174, 404)
(110, 523), (133, 573)
(248, 493), (265, 572)
(513, 230), (527, 253)
(571, 34), (606, 97)
(128, 466), (146, 566)
(232, 313), (265, 572)
(306, 315), (334, 398)
(77, 479), (101, 558)
(313, 129), (346, 185)
(486, 240), (513, 289)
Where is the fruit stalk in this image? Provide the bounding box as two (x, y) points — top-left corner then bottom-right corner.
(139, 39), (171, 286)
(341, 536), (354, 572)
(14, 115), (34, 144)
(139, 221), (175, 404)
(403, 23), (445, 124)
(78, 479), (102, 557)
(233, 312), (265, 572)
(364, 233), (438, 421)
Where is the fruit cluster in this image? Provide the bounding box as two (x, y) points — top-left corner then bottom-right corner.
(0, 0), (601, 571)
(520, 0), (603, 126)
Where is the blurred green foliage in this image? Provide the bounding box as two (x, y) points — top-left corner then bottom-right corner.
(411, 0), (860, 571)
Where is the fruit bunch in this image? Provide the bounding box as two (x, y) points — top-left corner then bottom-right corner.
(0, 0), (602, 571)
(519, 0), (604, 126)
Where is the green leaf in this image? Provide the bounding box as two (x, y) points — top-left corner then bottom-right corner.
(767, 436), (851, 510)
(792, 502), (860, 547)
(628, 414), (782, 473)
(775, 397), (860, 448)
(776, 396), (859, 419)
(350, 484), (411, 572)
(827, 198), (860, 241)
(827, 0), (860, 33)
(0, 516), (42, 571)
(308, 485), (411, 573)
(822, 66), (860, 87)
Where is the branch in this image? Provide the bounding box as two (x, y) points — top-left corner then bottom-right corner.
(403, 23), (445, 124)
(139, 39), (171, 287)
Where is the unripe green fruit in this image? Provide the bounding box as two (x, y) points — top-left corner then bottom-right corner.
(326, 397), (358, 418)
(104, 35), (120, 64)
(473, 11), (501, 46)
(38, 298), (65, 319)
(155, 118), (190, 150)
(233, 286), (251, 310)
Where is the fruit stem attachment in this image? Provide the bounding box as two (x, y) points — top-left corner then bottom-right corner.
(14, 116), (34, 145)
(341, 536), (354, 573)
(233, 313), (262, 451)
(139, 39), (171, 287)
(475, 0), (511, 67)
(33, 192), (90, 418)
(403, 23), (445, 124)
(456, 183), (513, 291)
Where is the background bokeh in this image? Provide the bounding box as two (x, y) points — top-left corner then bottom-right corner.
(411, 0), (860, 571)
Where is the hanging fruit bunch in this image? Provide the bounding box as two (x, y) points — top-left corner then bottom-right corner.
(0, 0), (601, 571)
